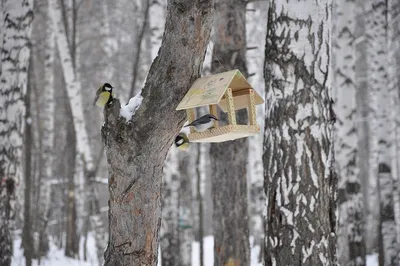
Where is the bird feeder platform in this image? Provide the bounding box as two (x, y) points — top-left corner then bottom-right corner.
(176, 69), (264, 143)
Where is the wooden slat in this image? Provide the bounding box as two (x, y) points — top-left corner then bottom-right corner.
(247, 89), (257, 126)
(208, 104), (219, 128)
(225, 88), (237, 125)
(186, 109), (196, 133)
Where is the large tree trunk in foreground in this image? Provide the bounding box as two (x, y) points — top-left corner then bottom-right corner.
(334, 0), (366, 265)
(0, 1), (33, 265)
(209, 0), (250, 265)
(102, 1), (214, 265)
(263, 0), (336, 265)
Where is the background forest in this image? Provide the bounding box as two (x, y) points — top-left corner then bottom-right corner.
(0, 0), (399, 265)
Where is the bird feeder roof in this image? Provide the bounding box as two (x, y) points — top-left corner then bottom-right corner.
(176, 69), (264, 110)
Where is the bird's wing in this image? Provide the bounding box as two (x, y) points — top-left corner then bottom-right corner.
(93, 86), (105, 106)
(95, 91), (111, 107)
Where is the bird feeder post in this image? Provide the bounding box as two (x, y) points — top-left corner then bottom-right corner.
(186, 108), (196, 133)
(225, 88), (237, 125)
(209, 104), (219, 128)
(247, 89), (257, 126)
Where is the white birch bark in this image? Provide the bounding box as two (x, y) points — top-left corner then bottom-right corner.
(388, 0), (400, 252)
(246, 2), (268, 259)
(384, 0), (400, 263)
(0, 1), (33, 265)
(263, 0), (336, 265)
(49, 0), (107, 260)
(334, 0), (366, 265)
(49, 0), (94, 172)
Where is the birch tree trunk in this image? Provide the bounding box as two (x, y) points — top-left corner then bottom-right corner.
(334, 0), (366, 265)
(209, 1), (250, 264)
(388, 0), (400, 253)
(161, 147), (180, 266)
(0, 1), (33, 265)
(49, 0), (106, 259)
(102, 0), (214, 264)
(365, 0), (386, 252)
(263, 0), (336, 265)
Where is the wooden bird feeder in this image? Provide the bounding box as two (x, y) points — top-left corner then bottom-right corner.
(176, 69), (264, 143)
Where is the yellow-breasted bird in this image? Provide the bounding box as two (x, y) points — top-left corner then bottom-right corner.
(174, 132), (190, 151)
(93, 83), (114, 107)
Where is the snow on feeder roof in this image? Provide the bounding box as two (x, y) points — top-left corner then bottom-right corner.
(176, 69), (264, 143)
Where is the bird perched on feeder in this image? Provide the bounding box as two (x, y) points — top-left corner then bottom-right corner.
(184, 114), (219, 132)
(174, 132), (190, 151)
(93, 83), (114, 107)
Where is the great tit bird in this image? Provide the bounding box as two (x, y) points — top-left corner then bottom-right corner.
(93, 83), (114, 107)
(184, 114), (219, 132)
(174, 132), (190, 151)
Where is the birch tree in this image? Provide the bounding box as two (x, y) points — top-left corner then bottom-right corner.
(49, 0), (105, 260)
(102, 0), (214, 264)
(334, 0), (366, 265)
(263, 0), (336, 265)
(365, 1), (399, 262)
(0, 1), (33, 265)
(209, 0), (250, 264)
(388, 0), (400, 253)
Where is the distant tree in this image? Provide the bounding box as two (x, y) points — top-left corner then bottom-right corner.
(209, 0), (250, 264)
(178, 152), (193, 266)
(0, 1), (34, 265)
(333, 0), (366, 265)
(101, 0), (214, 264)
(161, 147), (180, 266)
(263, 0), (337, 265)
(37, 0), (55, 257)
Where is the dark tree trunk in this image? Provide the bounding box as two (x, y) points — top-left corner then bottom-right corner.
(196, 144), (204, 266)
(102, 1), (214, 265)
(263, 0), (336, 265)
(64, 85), (79, 258)
(178, 152), (192, 266)
(22, 55), (34, 266)
(209, 0), (250, 265)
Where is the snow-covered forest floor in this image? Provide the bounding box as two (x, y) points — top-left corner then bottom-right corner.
(12, 235), (378, 266)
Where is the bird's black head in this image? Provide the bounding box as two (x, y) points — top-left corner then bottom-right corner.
(207, 114), (219, 121)
(103, 83), (113, 92)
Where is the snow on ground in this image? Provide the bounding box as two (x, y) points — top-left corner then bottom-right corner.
(191, 236), (262, 266)
(12, 233), (379, 266)
(12, 233), (98, 266)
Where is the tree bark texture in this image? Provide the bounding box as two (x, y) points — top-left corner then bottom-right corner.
(263, 0), (337, 265)
(333, 0), (366, 265)
(102, 1), (214, 265)
(209, 0), (250, 265)
(0, 1), (33, 265)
